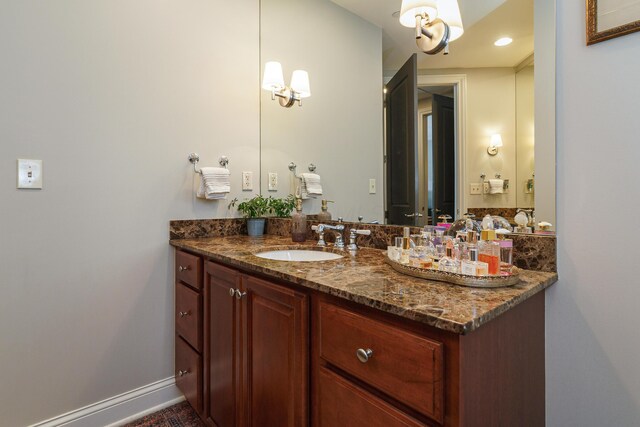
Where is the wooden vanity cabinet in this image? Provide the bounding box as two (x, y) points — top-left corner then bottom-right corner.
(311, 292), (545, 427)
(203, 261), (309, 427)
(175, 249), (545, 427)
(174, 250), (204, 415)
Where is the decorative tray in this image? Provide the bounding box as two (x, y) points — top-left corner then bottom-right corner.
(385, 258), (521, 288)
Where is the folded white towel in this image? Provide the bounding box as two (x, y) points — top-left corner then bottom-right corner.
(300, 173), (323, 197)
(489, 179), (504, 194)
(197, 167), (230, 200)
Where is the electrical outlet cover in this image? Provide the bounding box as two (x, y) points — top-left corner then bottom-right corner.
(268, 172), (278, 191)
(242, 171), (253, 191)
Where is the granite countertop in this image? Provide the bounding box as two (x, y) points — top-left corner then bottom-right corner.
(170, 235), (557, 334)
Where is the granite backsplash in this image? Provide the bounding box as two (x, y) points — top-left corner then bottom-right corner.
(169, 217), (556, 273)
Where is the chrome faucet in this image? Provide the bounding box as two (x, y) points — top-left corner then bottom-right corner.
(314, 224), (345, 248)
(347, 228), (372, 251)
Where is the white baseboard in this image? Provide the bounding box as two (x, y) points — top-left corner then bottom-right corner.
(30, 377), (184, 427)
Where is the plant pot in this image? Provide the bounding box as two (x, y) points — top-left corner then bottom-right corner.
(246, 218), (266, 236)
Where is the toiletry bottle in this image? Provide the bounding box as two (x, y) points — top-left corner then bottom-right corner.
(317, 199), (334, 222)
(461, 248), (489, 276)
(399, 227), (411, 265)
(291, 197), (307, 242)
(498, 239), (514, 274)
(438, 246), (460, 273)
(478, 229), (500, 275)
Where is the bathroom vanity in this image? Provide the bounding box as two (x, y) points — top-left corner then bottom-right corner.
(170, 234), (556, 427)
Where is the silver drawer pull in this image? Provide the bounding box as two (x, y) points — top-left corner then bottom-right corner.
(356, 348), (374, 363)
(178, 265), (191, 272)
(178, 311), (190, 317)
(229, 288), (236, 297)
(235, 289), (247, 300)
(177, 369), (190, 377)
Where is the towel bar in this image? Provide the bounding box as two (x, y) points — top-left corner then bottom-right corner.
(188, 153), (229, 174)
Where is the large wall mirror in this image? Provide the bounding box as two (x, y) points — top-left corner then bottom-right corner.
(260, 0), (555, 230)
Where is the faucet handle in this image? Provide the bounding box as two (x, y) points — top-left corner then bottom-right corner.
(347, 228), (372, 251)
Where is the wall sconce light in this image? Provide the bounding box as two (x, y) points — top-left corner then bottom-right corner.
(487, 134), (503, 156)
(399, 0), (464, 55)
(262, 61), (311, 108)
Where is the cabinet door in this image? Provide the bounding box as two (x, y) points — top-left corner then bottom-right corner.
(241, 275), (309, 427)
(205, 262), (240, 427)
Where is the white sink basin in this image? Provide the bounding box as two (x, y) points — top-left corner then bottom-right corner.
(255, 249), (343, 262)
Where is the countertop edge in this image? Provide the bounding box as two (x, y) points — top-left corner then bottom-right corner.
(170, 239), (558, 335)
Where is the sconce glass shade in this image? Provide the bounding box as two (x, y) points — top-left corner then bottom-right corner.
(491, 134), (504, 147)
(438, 0), (464, 41)
(399, 0), (438, 27)
(290, 70), (311, 98)
(262, 61), (285, 91)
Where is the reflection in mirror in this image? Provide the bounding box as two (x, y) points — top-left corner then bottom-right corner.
(260, 0), (554, 229)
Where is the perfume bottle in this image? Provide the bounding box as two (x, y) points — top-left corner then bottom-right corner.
(399, 227), (411, 265)
(478, 229), (500, 275)
(438, 246), (460, 273)
(498, 239), (514, 274)
(461, 248), (489, 276)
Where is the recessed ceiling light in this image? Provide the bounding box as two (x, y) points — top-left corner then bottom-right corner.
(494, 37), (513, 47)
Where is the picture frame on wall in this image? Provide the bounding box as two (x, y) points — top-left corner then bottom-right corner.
(587, 0), (640, 45)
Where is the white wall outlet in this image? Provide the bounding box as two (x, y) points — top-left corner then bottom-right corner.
(483, 182), (490, 194)
(469, 183), (482, 195)
(369, 178), (376, 194)
(268, 172), (278, 191)
(242, 171), (253, 191)
(17, 159), (43, 189)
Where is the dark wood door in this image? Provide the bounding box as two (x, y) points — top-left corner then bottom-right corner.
(432, 94), (456, 221)
(241, 275), (309, 427)
(205, 262), (241, 427)
(386, 54), (418, 226)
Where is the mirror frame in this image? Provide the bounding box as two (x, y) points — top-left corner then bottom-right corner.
(586, 0), (640, 45)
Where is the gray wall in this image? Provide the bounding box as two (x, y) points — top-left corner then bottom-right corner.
(0, 1), (259, 425)
(548, 0), (640, 425)
(260, 0), (383, 222)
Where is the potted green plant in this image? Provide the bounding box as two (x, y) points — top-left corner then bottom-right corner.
(269, 194), (296, 218)
(234, 195), (272, 236)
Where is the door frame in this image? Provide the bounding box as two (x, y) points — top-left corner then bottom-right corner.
(417, 74), (467, 217)
(384, 73), (467, 219)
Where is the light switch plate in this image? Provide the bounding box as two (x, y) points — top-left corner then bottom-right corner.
(483, 182), (490, 194)
(268, 173), (278, 191)
(242, 171), (253, 191)
(369, 179), (376, 194)
(17, 159), (43, 189)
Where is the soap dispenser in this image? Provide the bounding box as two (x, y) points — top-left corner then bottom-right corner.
(291, 197), (307, 242)
(317, 199), (334, 222)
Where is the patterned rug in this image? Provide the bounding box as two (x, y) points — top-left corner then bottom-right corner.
(124, 401), (204, 427)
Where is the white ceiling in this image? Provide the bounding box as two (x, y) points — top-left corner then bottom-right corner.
(330, 0), (534, 73)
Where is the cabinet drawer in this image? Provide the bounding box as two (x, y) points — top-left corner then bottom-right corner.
(176, 251), (202, 289)
(318, 301), (444, 422)
(317, 367), (425, 427)
(176, 282), (201, 352)
(176, 335), (202, 414)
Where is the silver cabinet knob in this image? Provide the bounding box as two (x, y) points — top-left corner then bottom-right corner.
(356, 348), (374, 363)
(177, 369), (190, 377)
(178, 311), (190, 317)
(235, 289), (247, 300)
(178, 265), (191, 272)
(229, 288), (236, 297)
